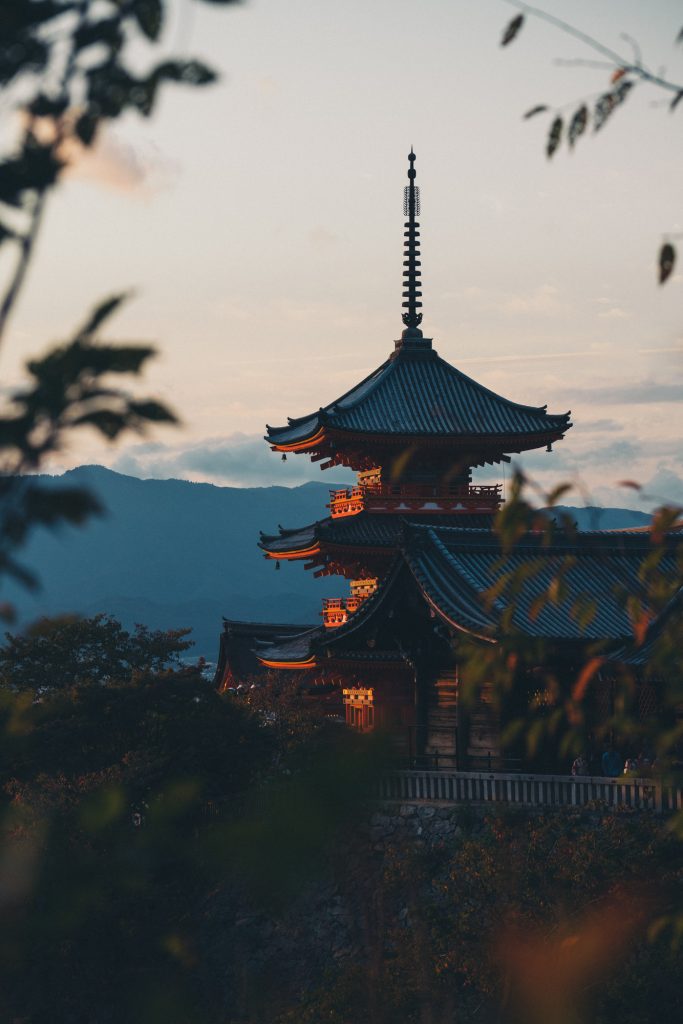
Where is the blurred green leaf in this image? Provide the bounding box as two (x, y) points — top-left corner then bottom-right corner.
(546, 115), (562, 158)
(501, 13), (524, 47)
(659, 242), (676, 284)
(133, 0), (163, 41)
(76, 293), (128, 338)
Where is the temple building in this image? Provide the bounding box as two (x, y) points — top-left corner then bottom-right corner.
(214, 152), (681, 769)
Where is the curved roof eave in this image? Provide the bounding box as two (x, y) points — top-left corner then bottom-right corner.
(265, 345), (571, 448)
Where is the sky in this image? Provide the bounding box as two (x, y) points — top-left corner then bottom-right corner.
(4, 0), (683, 511)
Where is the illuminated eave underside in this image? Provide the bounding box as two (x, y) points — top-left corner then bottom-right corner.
(262, 542), (321, 562)
(263, 543), (390, 568)
(269, 426), (568, 461)
(257, 655), (318, 670)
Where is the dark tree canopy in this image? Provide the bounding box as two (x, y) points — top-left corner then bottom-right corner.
(0, 612), (194, 689)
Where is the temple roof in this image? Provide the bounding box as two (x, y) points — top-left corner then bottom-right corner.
(253, 626), (320, 666)
(258, 512), (493, 556)
(266, 345), (571, 450)
(213, 619), (316, 687)
(255, 526), (682, 664)
(609, 587), (683, 669)
(267, 151), (571, 459)
(403, 524), (680, 642)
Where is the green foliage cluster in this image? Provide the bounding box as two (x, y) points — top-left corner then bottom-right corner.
(455, 470), (683, 775)
(0, 0), (239, 618)
(0, 663), (388, 1023)
(283, 813), (683, 1024)
(500, 1), (683, 281)
(0, 672), (271, 1023)
(0, 612), (194, 689)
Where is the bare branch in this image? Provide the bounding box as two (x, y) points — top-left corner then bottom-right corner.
(502, 0), (683, 96)
(0, 193), (47, 346)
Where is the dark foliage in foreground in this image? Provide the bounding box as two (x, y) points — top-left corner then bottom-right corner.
(0, 673), (386, 1023)
(0, 612), (194, 689)
(0, 674), (274, 1022)
(281, 812), (683, 1024)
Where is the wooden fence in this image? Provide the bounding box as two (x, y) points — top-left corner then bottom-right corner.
(376, 770), (683, 814)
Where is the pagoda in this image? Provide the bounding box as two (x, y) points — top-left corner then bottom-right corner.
(214, 151), (680, 770)
(259, 150), (571, 605)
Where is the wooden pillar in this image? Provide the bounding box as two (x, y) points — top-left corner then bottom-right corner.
(413, 660), (430, 762)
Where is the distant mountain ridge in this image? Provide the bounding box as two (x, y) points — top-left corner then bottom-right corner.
(549, 506), (651, 531)
(1, 467), (651, 661)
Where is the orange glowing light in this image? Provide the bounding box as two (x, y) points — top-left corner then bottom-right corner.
(257, 656), (317, 670)
(265, 543), (321, 561)
(271, 428), (327, 453)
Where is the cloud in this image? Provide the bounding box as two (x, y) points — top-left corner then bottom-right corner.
(502, 285), (570, 317)
(592, 465), (683, 512)
(111, 434), (355, 488)
(639, 466), (683, 507)
(514, 439), (641, 476)
(308, 226), (339, 248)
(571, 418), (623, 434)
(63, 130), (178, 195)
(571, 382), (683, 404)
(452, 284), (572, 320)
(458, 349), (609, 367)
(598, 306), (632, 320)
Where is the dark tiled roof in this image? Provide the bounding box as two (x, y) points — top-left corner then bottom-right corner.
(609, 587), (683, 668)
(404, 525), (682, 642)
(255, 527), (682, 664)
(259, 513), (494, 555)
(257, 560), (405, 664)
(259, 523), (319, 554)
(213, 620), (315, 686)
(254, 627), (320, 663)
(266, 346), (571, 446)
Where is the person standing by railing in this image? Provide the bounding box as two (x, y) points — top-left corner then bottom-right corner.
(601, 746), (622, 777)
(571, 754), (589, 777)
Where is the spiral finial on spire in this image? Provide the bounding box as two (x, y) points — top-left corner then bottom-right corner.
(401, 148), (423, 337)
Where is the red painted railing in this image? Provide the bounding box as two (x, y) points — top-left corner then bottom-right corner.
(322, 593), (370, 628)
(328, 483), (502, 519)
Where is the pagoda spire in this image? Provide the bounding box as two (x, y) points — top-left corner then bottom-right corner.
(401, 148), (424, 340)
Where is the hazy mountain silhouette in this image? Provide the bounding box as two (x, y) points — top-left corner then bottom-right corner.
(549, 505), (651, 530)
(4, 466), (346, 663)
(2, 467), (651, 661)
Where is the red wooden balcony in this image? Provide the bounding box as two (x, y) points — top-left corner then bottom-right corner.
(328, 483), (502, 519)
(322, 579), (378, 628)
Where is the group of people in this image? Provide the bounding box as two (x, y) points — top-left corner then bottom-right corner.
(570, 746), (657, 778)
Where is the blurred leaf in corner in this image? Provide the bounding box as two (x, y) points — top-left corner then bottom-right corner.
(568, 105), (588, 148)
(501, 14), (524, 47)
(546, 116), (563, 158)
(659, 242), (676, 284)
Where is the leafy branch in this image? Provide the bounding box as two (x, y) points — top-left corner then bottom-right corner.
(0, 0), (237, 345)
(0, 294), (177, 606)
(500, 0), (683, 282)
(0, 1), (240, 611)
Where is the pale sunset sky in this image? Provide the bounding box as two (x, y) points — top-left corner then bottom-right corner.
(4, 0), (683, 511)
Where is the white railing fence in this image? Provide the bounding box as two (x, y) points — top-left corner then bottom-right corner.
(376, 770), (683, 814)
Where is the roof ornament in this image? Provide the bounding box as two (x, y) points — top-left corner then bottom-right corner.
(401, 148), (424, 340)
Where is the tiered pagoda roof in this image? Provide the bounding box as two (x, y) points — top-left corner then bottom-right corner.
(403, 525), (680, 642)
(259, 511), (493, 572)
(266, 347), (571, 463)
(267, 149), (571, 469)
(257, 526), (683, 667)
(214, 619), (316, 688)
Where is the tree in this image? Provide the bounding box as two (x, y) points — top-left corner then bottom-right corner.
(0, 612), (194, 689)
(0, 0), (240, 617)
(0, 673), (276, 1023)
(499, 0), (683, 282)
